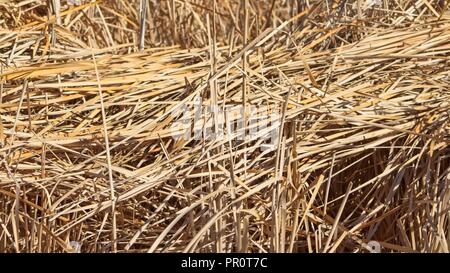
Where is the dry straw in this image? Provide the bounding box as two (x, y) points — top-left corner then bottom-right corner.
(0, 0), (449, 253)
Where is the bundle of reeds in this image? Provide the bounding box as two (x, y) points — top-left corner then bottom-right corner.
(0, 0), (449, 253)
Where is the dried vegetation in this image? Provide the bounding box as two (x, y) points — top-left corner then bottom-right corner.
(0, 0), (449, 253)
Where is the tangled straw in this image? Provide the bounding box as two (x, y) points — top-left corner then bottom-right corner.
(0, 0), (449, 253)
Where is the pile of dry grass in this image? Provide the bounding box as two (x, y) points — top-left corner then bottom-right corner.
(0, 0), (449, 253)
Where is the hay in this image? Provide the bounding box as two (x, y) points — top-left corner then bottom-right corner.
(0, 0), (449, 253)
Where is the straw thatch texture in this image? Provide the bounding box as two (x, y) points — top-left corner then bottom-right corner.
(0, 0), (449, 253)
